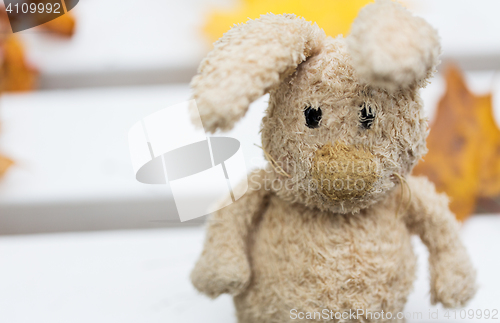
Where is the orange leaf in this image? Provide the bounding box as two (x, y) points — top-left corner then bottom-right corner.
(0, 154), (13, 178)
(413, 64), (500, 221)
(1, 35), (38, 92)
(39, 12), (76, 37)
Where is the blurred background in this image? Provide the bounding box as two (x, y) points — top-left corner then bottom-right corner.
(0, 0), (499, 322)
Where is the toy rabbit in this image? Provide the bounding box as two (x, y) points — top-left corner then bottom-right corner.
(190, 1), (477, 322)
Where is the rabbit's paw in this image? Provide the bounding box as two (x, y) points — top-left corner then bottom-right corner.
(190, 254), (251, 298)
(430, 256), (477, 308)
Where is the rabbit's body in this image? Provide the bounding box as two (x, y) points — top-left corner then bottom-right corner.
(234, 192), (415, 322)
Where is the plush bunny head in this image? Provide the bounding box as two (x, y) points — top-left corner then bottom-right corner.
(191, 0), (440, 214)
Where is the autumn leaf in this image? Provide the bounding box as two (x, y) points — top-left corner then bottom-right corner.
(1, 35), (39, 92)
(202, 0), (374, 43)
(413, 64), (500, 221)
(39, 11), (76, 37)
(0, 154), (13, 178)
(0, 5), (76, 92)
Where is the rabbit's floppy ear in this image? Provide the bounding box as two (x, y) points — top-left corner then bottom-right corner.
(347, 0), (441, 92)
(191, 14), (325, 133)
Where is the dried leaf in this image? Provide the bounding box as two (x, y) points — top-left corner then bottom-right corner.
(2, 35), (38, 92)
(203, 0), (374, 43)
(39, 12), (76, 37)
(0, 7), (38, 92)
(0, 4), (76, 92)
(413, 64), (500, 221)
(0, 154), (13, 178)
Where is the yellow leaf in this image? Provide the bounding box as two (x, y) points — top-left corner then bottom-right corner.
(203, 0), (374, 43)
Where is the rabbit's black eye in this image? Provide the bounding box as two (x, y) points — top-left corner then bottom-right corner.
(304, 107), (322, 129)
(359, 103), (375, 129)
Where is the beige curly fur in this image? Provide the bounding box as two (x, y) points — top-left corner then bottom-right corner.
(190, 1), (476, 322)
(347, 0), (441, 92)
(191, 13), (325, 132)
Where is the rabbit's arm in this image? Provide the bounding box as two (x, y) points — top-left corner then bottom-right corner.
(190, 169), (270, 298)
(404, 176), (477, 308)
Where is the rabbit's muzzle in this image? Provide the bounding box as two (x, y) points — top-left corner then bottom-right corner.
(311, 143), (379, 201)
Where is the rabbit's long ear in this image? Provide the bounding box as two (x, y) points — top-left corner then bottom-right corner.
(347, 0), (441, 92)
(191, 14), (325, 133)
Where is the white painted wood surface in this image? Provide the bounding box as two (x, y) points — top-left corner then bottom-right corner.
(0, 70), (499, 232)
(0, 83), (267, 233)
(0, 215), (498, 323)
(16, 0), (500, 88)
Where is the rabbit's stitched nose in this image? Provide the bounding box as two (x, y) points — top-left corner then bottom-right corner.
(312, 143), (379, 201)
